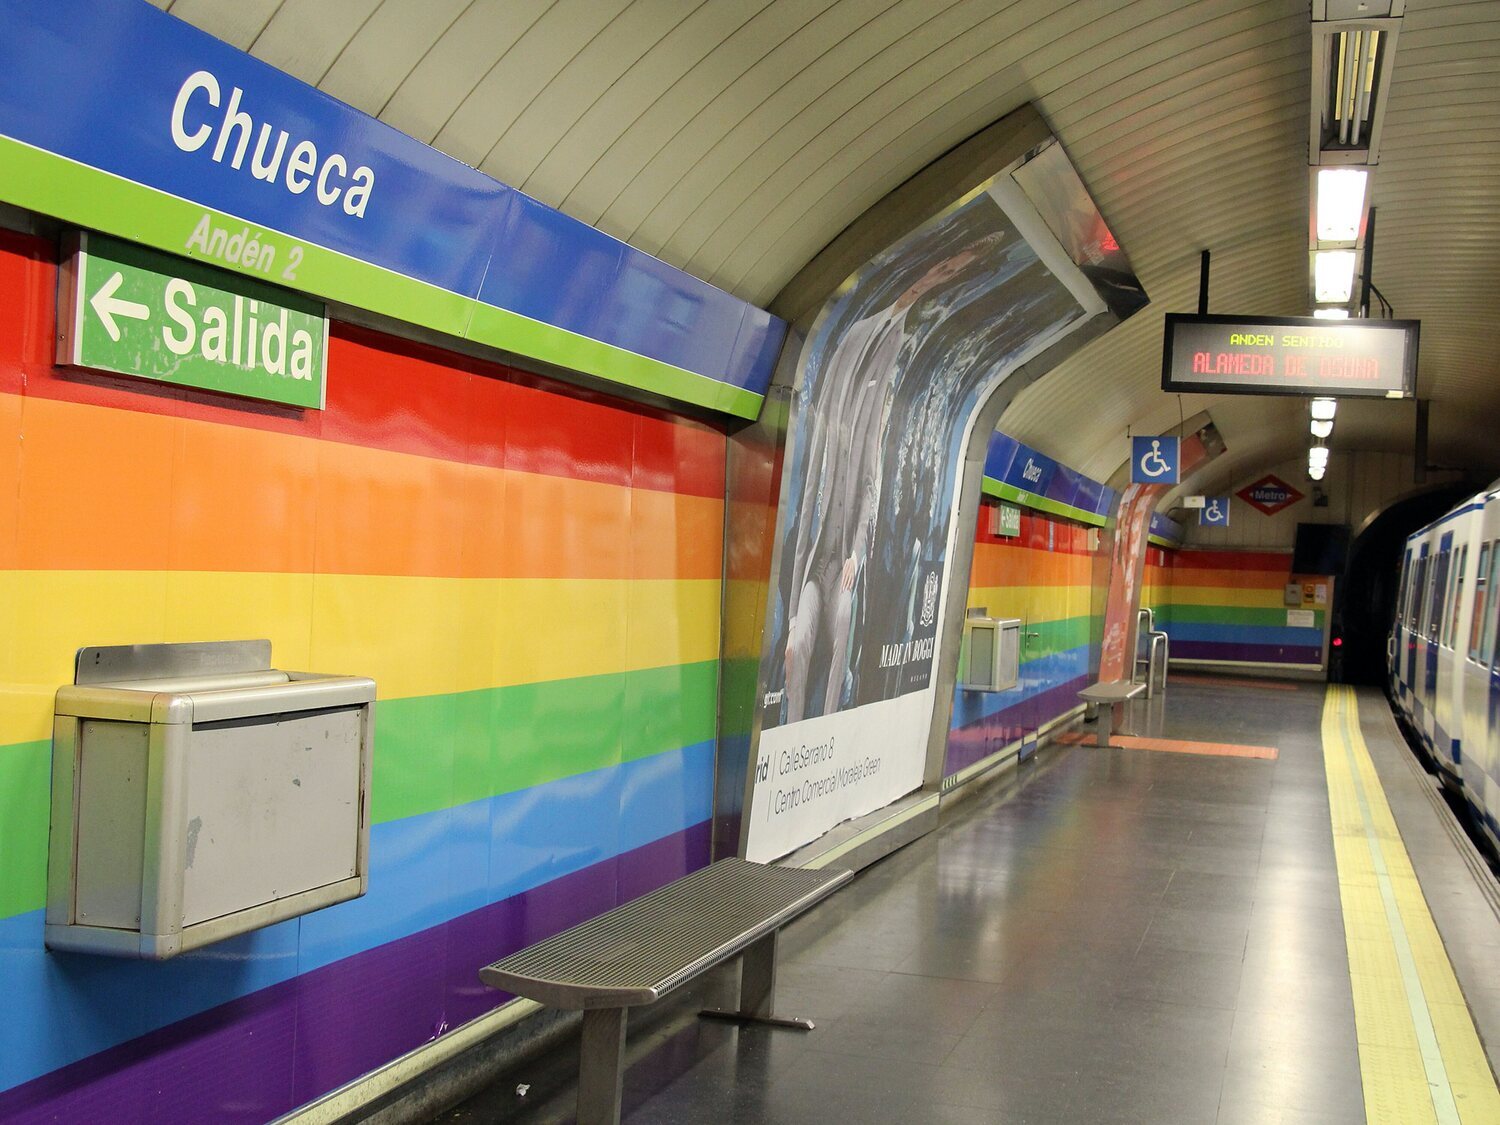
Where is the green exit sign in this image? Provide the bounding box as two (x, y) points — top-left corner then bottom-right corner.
(58, 231), (326, 409)
(997, 503), (1022, 538)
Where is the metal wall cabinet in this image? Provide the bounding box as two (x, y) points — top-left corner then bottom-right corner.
(959, 615), (1022, 692)
(46, 641), (375, 959)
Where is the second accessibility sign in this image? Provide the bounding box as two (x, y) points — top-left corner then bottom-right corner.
(58, 231), (327, 409)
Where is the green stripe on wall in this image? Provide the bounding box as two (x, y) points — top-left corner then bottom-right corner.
(0, 739), (49, 921)
(0, 135), (763, 420)
(1016, 615), (1094, 661)
(0, 661), (717, 924)
(981, 478), (1111, 528)
(1160, 605), (1325, 628)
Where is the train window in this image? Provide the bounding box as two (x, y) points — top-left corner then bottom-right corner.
(1446, 545), (1467, 648)
(1426, 549), (1449, 640)
(1470, 544), (1491, 662)
(1396, 554), (1412, 625)
(1414, 557), (1430, 630)
(1486, 544), (1500, 666)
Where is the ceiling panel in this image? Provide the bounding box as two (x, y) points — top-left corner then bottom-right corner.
(157, 0), (1500, 485)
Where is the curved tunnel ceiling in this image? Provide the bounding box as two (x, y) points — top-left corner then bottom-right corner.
(154, 0), (1500, 489)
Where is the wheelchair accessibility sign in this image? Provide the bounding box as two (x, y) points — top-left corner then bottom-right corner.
(1131, 436), (1180, 484)
(1199, 496), (1230, 527)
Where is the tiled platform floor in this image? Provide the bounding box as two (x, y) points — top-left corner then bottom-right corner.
(435, 680), (1500, 1124)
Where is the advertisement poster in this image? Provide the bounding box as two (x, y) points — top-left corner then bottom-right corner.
(748, 178), (1102, 861)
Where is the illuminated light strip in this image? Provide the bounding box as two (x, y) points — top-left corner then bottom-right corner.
(1322, 686), (1500, 1123)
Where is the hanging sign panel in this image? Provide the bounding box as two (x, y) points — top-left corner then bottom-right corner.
(1131, 435), (1179, 484)
(58, 232), (326, 409)
(1198, 496), (1230, 527)
(1161, 313), (1418, 398)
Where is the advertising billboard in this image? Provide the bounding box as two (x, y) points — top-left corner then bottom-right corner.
(747, 176), (1112, 861)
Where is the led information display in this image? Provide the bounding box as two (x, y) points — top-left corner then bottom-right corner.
(1161, 313), (1418, 398)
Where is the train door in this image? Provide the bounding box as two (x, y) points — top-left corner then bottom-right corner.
(1391, 547), (1412, 700)
(1436, 531), (1470, 777)
(1423, 533), (1452, 723)
(1462, 530), (1497, 799)
(1411, 541), (1431, 728)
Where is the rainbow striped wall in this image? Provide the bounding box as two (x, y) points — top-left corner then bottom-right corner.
(945, 503), (1101, 777)
(0, 228), (725, 1121)
(1150, 549), (1325, 667)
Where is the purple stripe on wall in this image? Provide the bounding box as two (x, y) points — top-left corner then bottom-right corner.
(944, 675), (1090, 777)
(1171, 641), (1323, 665)
(0, 821), (711, 1125)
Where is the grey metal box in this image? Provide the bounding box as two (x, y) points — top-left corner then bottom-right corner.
(46, 641), (375, 959)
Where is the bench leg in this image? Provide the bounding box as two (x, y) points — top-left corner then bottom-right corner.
(699, 931), (815, 1031)
(578, 1007), (627, 1125)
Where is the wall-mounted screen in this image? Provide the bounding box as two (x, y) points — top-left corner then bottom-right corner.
(1161, 314), (1418, 398)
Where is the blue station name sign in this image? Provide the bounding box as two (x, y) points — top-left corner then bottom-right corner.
(0, 0), (784, 417)
(1161, 313), (1418, 399)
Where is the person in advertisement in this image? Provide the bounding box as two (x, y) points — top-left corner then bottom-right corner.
(769, 188), (1084, 729)
(781, 246), (989, 723)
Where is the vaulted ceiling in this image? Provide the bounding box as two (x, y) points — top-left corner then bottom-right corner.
(153, 0), (1500, 492)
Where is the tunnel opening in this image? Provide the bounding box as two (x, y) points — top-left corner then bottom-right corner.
(1331, 481), (1475, 686)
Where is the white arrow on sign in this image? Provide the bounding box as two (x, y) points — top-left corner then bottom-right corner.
(90, 271), (150, 342)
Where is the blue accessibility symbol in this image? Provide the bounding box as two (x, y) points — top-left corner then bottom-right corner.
(1199, 496), (1230, 527)
(1131, 435), (1180, 485)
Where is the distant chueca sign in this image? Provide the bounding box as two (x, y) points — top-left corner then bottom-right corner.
(1162, 314), (1417, 398)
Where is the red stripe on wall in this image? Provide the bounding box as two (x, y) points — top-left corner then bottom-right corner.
(0, 230), (726, 500)
(1172, 550), (1294, 571)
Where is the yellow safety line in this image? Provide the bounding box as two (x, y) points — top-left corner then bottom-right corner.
(1322, 685), (1500, 1124)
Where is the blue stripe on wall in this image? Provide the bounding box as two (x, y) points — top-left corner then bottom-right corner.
(0, 740), (713, 1091)
(951, 646), (1091, 730)
(1164, 623), (1324, 647)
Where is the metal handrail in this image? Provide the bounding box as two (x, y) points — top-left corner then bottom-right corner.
(1145, 631), (1169, 697)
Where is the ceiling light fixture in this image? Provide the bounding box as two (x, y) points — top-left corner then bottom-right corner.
(1311, 398), (1337, 420)
(1310, 464), (1327, 481)
(1314, 250), (1357, 302)
(1309, 446), (1330, 468)
(1316, 168), (1368, 242)
(1313, 307), (1350, 319)
(1306, 5), (1403, 313)
(1311, 419), (1334, 439)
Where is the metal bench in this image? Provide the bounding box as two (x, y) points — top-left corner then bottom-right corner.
(1078, 679), (1147, 746)
(478, 857), (853, 1125)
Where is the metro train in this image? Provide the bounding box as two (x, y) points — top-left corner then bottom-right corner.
(1388, 480), (1500, 854)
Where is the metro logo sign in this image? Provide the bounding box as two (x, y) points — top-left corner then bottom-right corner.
(1237, 474), (1304, 516)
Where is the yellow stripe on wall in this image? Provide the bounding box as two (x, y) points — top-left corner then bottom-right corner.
(1166, 585), (1292, 609)
(968, 584), (1089, 622)
(0, 572), (720, 746)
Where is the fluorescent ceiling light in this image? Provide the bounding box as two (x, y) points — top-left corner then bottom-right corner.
(1311, 419), (1334, 439)
(1313, 307), (1350, 319)
(1317, 168), (1368, 242)
(1311, 398), (1338, 421)
(1309, 464), (1327, 481)
(1315, 250), (1357, 302)
(1309, 446), (1330, 468)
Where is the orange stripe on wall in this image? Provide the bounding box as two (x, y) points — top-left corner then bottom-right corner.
(970, 542), (1091, 589)
(10, 395), (722, 580)
(1168, 567), (1288, 590)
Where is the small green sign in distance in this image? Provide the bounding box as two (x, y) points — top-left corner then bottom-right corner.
(998, 503), (1022, 538)
(58, 231), (327, 409)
